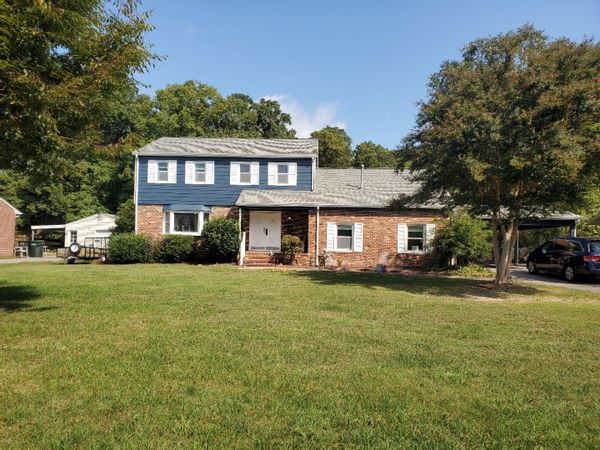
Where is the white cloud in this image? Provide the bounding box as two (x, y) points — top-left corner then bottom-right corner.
(262, 95), (346, 138)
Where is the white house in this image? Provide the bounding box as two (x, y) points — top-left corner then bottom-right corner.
(64, 213), (116, 247)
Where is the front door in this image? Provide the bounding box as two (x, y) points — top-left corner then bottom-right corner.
(249, 211), (281, 251)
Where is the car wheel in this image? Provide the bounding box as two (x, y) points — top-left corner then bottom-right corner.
(563, 265), (576, 282)
(527, 260), (538, 274)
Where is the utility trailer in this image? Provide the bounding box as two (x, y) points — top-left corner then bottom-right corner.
(63, 237), (109, 264)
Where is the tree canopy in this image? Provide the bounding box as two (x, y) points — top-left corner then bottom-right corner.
(353, 141), (396, 168)
(396, 25), (599, 285)
(310, 126), (353, 168)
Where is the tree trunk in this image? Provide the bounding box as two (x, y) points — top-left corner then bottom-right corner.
(494, 217), (520, 286)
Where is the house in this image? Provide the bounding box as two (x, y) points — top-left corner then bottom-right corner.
(133, 137), (442, 269)
(0, 198), (22, 256)
(63, 214), (116, 247)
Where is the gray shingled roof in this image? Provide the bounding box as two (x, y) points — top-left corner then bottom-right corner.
(236, 169), (440, 209)
(134, 137), (318, 158)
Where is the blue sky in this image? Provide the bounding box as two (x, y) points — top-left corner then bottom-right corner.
(138, 0), (599, 148)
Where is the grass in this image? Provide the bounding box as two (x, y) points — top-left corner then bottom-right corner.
(1, 263), (599, 448)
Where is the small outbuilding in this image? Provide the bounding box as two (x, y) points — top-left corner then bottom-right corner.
(0, 198), (22, 256)
(63, 213), (116, 247)
(590, 213), (600, 226)
(31, 213), (117, 249)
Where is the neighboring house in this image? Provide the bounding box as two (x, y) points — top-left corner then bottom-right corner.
(0, 198), (22, 257)
(133, 137), (442, 268)
(64, 213), (117, 247)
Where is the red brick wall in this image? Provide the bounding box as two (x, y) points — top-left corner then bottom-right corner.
(136, 205), (163, 240)
(310, 208), (443, 269)
(0, 201), (17, 256)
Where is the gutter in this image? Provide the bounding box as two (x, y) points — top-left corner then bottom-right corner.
(315, 206), (320, 266)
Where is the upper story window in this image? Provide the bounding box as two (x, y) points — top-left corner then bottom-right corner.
(268, 162), (297, 186)
(230, 161), (259, 185)
(185, 161), (214, 184)
(148, 160), (177, 184)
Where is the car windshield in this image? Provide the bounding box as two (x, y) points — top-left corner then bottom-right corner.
(589, 240), (600, 253)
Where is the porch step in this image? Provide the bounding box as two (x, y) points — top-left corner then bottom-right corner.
(243, 251), (278, 266)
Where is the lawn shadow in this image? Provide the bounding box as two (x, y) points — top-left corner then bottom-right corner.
(290, 270), (540, 300)
(0, 282), (45, 312)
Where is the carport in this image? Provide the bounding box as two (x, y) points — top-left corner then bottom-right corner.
(514, 212), (587, 263)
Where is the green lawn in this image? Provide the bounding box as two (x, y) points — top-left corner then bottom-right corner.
(1, 264), (599, 448)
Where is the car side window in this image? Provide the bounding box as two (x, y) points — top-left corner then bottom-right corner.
(541, 241), (554, 252)
(553, 240), (568, 251)
(567, 241), (583, 252)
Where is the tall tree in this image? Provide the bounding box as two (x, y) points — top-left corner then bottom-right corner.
(353, 141), (396, 168)
(140, 81), (295, 140)
(395, 26), (599, 285)
(0, 0), (157, 226)
(311, 126), (353, 168)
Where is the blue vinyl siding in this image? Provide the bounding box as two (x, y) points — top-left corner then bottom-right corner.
(138, 156), (313, 205)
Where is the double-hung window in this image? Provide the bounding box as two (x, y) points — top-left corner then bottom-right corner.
(185, 161), (214, 184)
(397, 223), (436, 253)
(230, 161), (259, 185)
(239, 163), (251, 184)
(148, 160), (177, 184)
(407, 225), (425, 252)
(336, 225), (353, 251)
(268, 162), (297, 186)
(70, 231), (78, 243)
(326, 222), (363, 252)
(157, 162), (169, 182)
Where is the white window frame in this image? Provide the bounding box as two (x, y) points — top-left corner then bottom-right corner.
(230, 161), (259, 185)
(69, 230), (78, 243)
(268, 162), (297, 186)
(326, 222), (363, 253)
(185, 161), (214, 185)
(398, 223), (435, 254)
(335, 224), (354, 252)
(148, 160), (177, 184)
(163, 211), (209, 236)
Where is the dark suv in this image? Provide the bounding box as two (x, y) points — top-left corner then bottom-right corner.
(526, 237), (600, 282)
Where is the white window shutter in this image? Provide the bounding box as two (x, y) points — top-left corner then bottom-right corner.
(326, 222), (336, 251)
(206, 161), (215, 184)
(167, 161), (177, 183)
(289, 163), (297, 186)
(230, 162), (240, 185)
(353, 223), (363, 252)
(147, 161), (157, 183)
(250, 162), (260, 185)
(267, 163), (277, 185)
(425, 223), (436, 252)
(185, 161), (194, 184)
(397, 223), (408, 252)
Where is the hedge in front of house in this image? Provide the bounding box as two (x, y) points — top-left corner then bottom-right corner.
(108, 232), (153, 264)
(153, 235), (195, 263)
(199, 218), (239, 263)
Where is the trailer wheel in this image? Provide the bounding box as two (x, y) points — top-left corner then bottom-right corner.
(67, 256), (76, 264)
(69, 242), (81, 255)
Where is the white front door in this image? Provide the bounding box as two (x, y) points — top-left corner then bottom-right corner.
(249, 211), (281, 251)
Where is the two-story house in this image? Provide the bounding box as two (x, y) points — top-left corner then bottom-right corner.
(134, 137), (442, 268)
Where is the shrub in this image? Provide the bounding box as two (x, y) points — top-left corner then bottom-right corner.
(450, 263), (493, 278)
(281, 235), (303, 264)
(108, 232), (152, 264)
(200, 218), (239, 262)
(153, 235), (195, 263)
(431, 211), (492, 267)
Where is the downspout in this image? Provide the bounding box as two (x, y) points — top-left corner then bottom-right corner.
(133, 154), (139, 233)
(315, 206), (320, 266)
